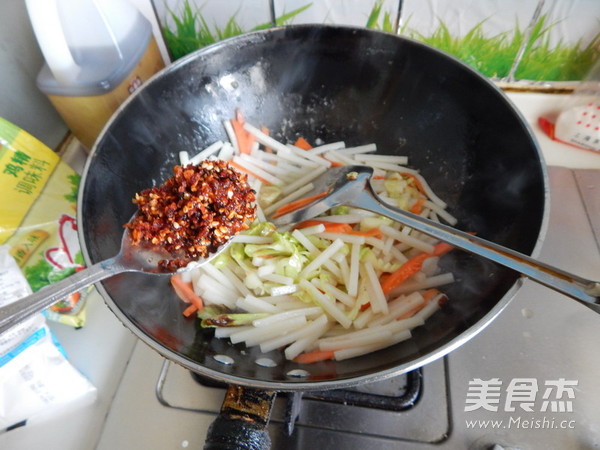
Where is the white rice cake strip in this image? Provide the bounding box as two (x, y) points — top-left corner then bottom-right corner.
(316, 231), (365, 245)
(179, 151), (190, 165)
(260, 273), (294, 286)
(218, 141), (234, 160)
(299, 238), (345, 278)
(236, 295), (280, 314)
(334, 329), (412, 361)
(269, 284), (299, 296)
(353, 154), (408, 165)
(189, 140), (224, 165)
(380, 224), (435, 254)
(307, 141), (346, 155)
(252, 307), (323, 327)
(363, 261), (388, 314)
(423, 200), (457, 225)
(280, 165), (328, 196)
(299, 279), (352, 328)
(264, 183), (314, 216)
(229, 315), (307, 345)
(232, 235), (274, 244)
(243, 122), (290, 154)
(223, 120), (239, 154)
(260, 314), (329, 353)
(315, 279), (355, 307)
(388, 272), (455, 297)
(232, 156), (283, 185)
(319, 329), (392, 351)
(347, 242), (361, 297)
(335, 143), (377, 155)
(287, 145), (332, 167)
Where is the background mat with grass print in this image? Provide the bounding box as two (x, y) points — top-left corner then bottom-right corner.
(152, 0), (600, 85)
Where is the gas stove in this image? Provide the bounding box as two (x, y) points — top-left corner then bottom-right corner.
(91, 165), (600, 450)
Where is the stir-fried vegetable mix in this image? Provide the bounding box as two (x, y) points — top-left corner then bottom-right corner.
(172, 111), (457, 363)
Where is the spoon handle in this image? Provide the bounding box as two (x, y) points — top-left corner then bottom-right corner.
(0, 258), (122, 335)
(353, 184), (600, 312)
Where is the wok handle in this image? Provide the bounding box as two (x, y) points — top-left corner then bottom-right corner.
(204, 385), (276, 450)
(352, 183), (600, 312)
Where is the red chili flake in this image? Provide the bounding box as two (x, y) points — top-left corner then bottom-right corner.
(125, 160), (256, 271)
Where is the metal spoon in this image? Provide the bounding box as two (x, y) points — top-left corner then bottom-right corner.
(271, 165), (600, 312)
(0, 214), (231, 335)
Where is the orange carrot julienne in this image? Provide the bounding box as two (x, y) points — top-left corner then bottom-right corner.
(345, 227), (383, 238)
(372, 175), (387, 180)
(294, 137), (312, 150)
(229, 160), (272, 185)
(231, 119), (255, 155)
(396, 303), (427, 320)
(321, 156), (344, 167)
(293, 220), (352, 233)
(171, 274), (204, 314)
(380, 252), (431, 295)
(182, 304), (199, 317)
(381, 242), (458, 295)
(395, 289), (441, 320)
(400, 172), (426, 196)
(422, 288), (442, 302)
(293, 349), (335, 364)
(410, 197), (425, 214)
(272, 190), (330, 218)
(292, 220), (383, 237)
(432, 241), (454, 256)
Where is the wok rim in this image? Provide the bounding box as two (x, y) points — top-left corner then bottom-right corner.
(78, 24), (550, 391)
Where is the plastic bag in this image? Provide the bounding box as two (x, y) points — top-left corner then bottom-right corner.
(0, 245), (96, 430)
(0, 117), (91, 327)
(539, 60), (600, 153)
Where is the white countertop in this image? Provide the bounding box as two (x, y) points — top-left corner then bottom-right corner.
(0, 91), (598, 450)
(508, 92), (600, 169)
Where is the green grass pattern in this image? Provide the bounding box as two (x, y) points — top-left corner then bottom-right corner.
(404, 14), (600, 81)
(162, 1), (312, 61)
(161, 1), (599, 82)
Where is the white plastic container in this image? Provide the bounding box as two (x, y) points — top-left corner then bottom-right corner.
(26, 0), (164, 149)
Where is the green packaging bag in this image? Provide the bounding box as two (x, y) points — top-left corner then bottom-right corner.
(0, 117), (90, 327)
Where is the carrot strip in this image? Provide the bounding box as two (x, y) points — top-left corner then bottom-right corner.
(345, 227), (383, 238)
(293, 220), (352, 233)
(230, 110), (255, 155)
(321, 156), (344, 167)
(293, 349), (335, 364)
(272, 190), (330, 218)
(294, 137), (312, 150)
(292, 220), (382, 237)
(422, 288), (442, 302)
(230, 160), (273, 185)
(410, 197), (425, 214)
(171, 274), (204, 313)
(231, 119), (255, 155)
(433, 241), (454, 256)
(380, 252), (431, 295)
(373, 175), (387, 180)
(395, 289), (441, 320)
(400, 173), (427, 196)
(396, 303), (427, 320)
(381, 241), (458, 295)
(182, 304), (199, 317)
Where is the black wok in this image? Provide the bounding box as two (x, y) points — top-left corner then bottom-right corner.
(79, 25), (547, 445)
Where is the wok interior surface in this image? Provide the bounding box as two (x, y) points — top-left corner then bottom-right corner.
(80, 25), (547, 388)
